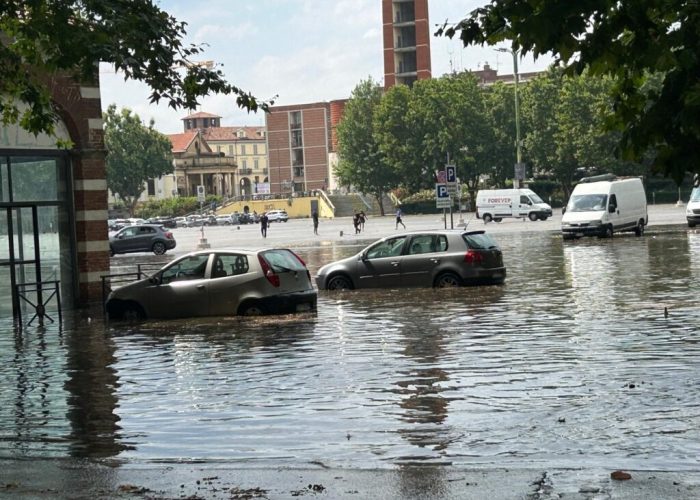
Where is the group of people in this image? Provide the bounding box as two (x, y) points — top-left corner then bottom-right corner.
(352, 211), (367, 234)
(258, 208), (405, 238)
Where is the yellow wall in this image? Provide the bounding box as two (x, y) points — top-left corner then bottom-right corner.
(217, 196), (334, 219)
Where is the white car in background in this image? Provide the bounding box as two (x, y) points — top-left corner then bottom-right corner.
(266, 209), (289, 222)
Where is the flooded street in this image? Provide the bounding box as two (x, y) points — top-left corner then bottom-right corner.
(1, 224), (699, 476)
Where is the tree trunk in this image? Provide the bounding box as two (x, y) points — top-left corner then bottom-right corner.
(375, 192), (385, 216)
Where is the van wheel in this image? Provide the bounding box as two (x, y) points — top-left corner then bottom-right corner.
(529, 213), (538, 221)
(562, 233), (576, 241)
(689, 221), (696, 228)
(601, 225), (614, 238)
(539, 216), (549, 221)
(435, 272), (462, 288)
(482, 214), (493, 224)
(635, 220), (645, 236)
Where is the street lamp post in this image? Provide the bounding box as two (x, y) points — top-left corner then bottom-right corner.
(497, 48), (522, 189)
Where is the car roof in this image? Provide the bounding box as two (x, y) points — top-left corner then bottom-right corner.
(387, 229), (487, 237)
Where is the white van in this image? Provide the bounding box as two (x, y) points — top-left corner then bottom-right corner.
(687, 187), (700, 227)
(561, 174), (647, 239)
(476, 188), (552, 223)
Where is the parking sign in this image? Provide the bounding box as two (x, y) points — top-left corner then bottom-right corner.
(446, 164), (457, 184)
(435, 183), (451, 208)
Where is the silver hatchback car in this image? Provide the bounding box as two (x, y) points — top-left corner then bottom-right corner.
(106, 248), (317, 320)
(315, 230), (506, 290)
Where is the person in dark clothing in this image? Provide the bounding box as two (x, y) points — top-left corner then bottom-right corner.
(395, 208), (406, 229)
(260, 213), (269, 238)
(312, 210), (319, 235)
(353, 213), (361, 234)
(358, 211), (366, 232)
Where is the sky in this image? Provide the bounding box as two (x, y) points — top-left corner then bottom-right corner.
(99, 0), (552, 135)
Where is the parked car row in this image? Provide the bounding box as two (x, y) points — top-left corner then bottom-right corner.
(106, 228), (506, 321)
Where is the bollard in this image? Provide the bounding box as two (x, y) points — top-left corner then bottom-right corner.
(340, 230), (343, 237)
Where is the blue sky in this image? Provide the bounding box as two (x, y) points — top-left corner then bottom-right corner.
(99, 0), (551, 134)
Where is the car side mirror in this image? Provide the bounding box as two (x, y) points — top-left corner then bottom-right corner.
(562, 207), (566, 214)
(360, 253), (368, 262)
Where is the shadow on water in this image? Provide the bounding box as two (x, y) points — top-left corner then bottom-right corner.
(1, 228), (699, 472)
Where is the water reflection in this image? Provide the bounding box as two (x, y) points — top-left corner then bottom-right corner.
(0, 229), (699, 472)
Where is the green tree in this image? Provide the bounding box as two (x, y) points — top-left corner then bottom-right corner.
(437, 0), (699, 184)
(335, 78), (395, 215)
(1, 1), (268, 140)
(410, 74), (497, 207)
(483, 81), (520, 187)
(104, 105), (173, 216)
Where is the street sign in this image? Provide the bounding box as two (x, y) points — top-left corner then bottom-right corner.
(445, 164), (457, 184)
(197, 185), (206, 202)
(435, 183), (451, 208)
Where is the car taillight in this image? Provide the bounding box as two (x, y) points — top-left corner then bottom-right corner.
(165, 231), (174, 239)
(258, 254), (280, 287)
(464, 249), (484, 264)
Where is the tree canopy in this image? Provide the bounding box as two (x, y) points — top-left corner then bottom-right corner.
(104, 104), (173, 216)
(437, 0), (700, 184)
(1, 1), (268, 139)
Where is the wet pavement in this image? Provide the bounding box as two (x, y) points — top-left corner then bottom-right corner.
(1, 204), (699, 498)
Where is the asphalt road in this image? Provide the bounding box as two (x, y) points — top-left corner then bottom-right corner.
(162, 203), (691, 255)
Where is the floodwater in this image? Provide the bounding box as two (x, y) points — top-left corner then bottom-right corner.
(1, 228), (699, 472)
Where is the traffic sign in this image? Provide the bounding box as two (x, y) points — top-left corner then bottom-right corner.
(197, 185), (206, 202)
(435, 183), (451, 208)
(445, 164), (457, 184)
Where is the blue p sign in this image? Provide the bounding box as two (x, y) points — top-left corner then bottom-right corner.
(437, 184), (449, 198)
(446, 165), (457, 183)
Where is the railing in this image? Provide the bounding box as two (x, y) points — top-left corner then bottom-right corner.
(389, 191), (402, 206)
(14, 280), (62, 327)
(318, 189), (336, 215)
(357, 192), (373, 211)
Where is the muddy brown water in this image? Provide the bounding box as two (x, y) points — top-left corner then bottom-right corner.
(1, 228), (699, 471)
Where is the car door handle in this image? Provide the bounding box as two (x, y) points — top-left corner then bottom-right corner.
(196, 284), (206, 290)
(390, 261), (400, 266)
(430, 258), (440, 263)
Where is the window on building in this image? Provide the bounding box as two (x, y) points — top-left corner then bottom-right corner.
(217, 146), (221, 153)
(291, 129), (303, 148)
(228, 145), (233, 156)
(147, 179), (156, 196)
(290, 111), (302, 129)
(242, 159), (247, 169)
(293, 166), (304, 178)
(241, 144), (246, 155)
(211, 118), (217, 126)
(254, 158), (259, 169)
(292, 149), (304, 167)
(253, 144), (258, 155)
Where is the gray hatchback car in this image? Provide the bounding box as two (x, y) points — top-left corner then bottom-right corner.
(109, 224), (176, 256)
(315, 230), (506, 290)
(106, 248), (317, 320)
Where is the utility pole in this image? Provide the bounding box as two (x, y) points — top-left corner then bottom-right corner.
(497, 48), (523, 189)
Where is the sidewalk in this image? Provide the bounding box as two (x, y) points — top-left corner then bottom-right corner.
(2, 459), (699, 499)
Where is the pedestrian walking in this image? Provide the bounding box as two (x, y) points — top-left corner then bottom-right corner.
(358, 211), (366, 232)
(260, 212), (269, 238)
(312, 210), (319, 235)
(353, 212), (361, 234)
(395, 208), (406, 229)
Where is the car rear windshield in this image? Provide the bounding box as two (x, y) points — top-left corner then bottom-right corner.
(462, 233), (499, 250)
(260, 249), (306, 272)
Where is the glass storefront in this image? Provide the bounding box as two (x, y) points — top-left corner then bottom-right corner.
(0, 154), (75, 319)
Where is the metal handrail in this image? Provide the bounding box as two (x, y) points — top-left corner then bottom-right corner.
(14, 280), (62, 327)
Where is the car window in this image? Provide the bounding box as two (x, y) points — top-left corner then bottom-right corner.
(408, 235), (435, 255)
(214, 254), (249, 278)
(121, 227), (138, 237)
(261, 249), (306, 272)
(366, 236), (407, 259)
(462, 233), (499, 250)
(160, 254), (210, 284)
(139, 226), (156, 235)
(436, 235), (448, 251)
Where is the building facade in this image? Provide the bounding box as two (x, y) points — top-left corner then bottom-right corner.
(266, 102), (338, 195)
(0, 76), (109, 319)
(382, 0), (432, 88)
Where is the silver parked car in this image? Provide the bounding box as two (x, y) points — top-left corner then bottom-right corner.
(315, 230), (506, 290)
(106, 248), (317, 320)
